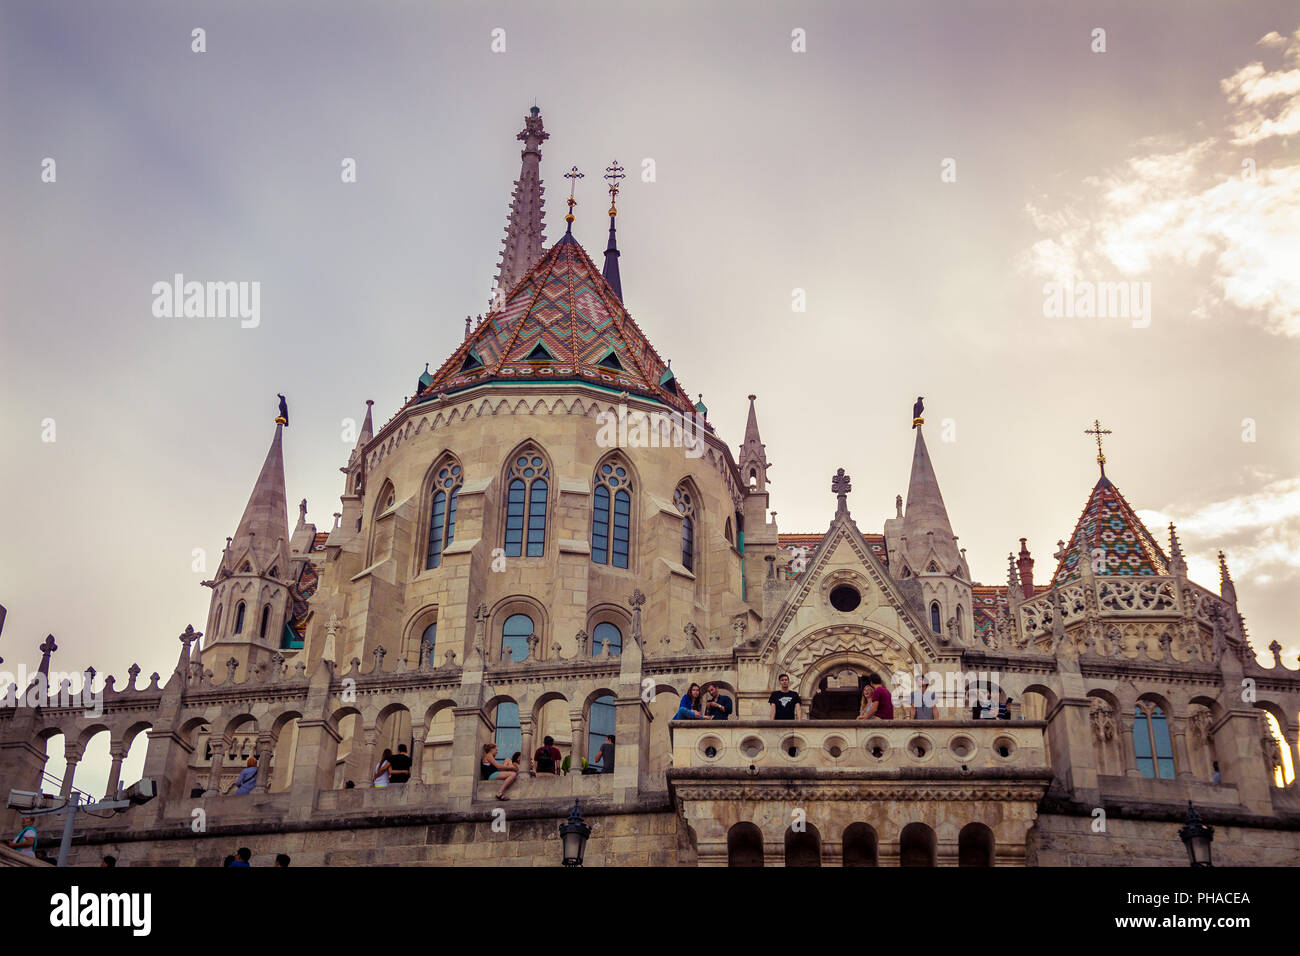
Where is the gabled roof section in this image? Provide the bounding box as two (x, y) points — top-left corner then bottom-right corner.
(420, 234), (695, 415)
(1050, 476), (1170, 586)
(779, 532), (888, 568)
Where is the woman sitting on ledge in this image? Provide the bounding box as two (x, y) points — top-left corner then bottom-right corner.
(481, 744), (519, 801)
(672, 683), (705, 720)
(231, 756), (259, 795)
(857, 674), (894, 720)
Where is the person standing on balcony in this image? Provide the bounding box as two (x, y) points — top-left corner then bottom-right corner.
(768, 674), (802, 720)
(373, 748), (392, 787)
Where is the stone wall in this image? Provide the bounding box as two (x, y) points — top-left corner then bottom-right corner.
(1027, 811), (1300, 866)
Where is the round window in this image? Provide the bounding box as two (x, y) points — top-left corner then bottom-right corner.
(829, 584), (861, 612)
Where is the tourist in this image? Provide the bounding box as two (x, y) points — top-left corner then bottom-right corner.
(533, 735), (562, 775)
(703, 683), (733, 720)
(673, 683), (705, 720)
(481, 743), (518, 800)
(230, 847), (252, 868)
(344, 780), (356, 789)
(8, 815), (37, 858)
(997, 694), (1013, 720)
(101, 855), (117, 867)
(232, 756), (258, 795)
(373, 748), (393, 787)
(857, 673), (893, 720)
(275, 853), (291, 867)
(386, 744), (412, 784)
(591, 734), (616, 774)
(222, 855), (236, 867)
(910, 677), (935, 719)
(1212, 761), (1222, 784)
(768, 674), (802, 720)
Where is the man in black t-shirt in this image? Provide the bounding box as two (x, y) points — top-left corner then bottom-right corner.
(768, 673), (802, 720)
(704, 683), (733, 720)
(387, 743), (412, 783)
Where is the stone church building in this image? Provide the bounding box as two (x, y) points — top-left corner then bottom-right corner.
(3, 108), (1299, 867)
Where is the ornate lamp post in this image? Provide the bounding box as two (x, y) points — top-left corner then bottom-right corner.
(559, 799), (591, 866)
(1178, 801), (1214, 867)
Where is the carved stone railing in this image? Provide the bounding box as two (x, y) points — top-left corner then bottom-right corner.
(1018, 576), (1200, 641)
(670, 719), (1048, 773)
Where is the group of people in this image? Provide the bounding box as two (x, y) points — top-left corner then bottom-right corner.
(672, 682), (734, 720)
(480, 732), (617, 801)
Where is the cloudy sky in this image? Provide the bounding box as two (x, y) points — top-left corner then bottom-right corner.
(2, 1), (1298, 794)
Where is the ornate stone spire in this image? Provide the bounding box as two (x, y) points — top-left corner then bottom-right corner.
(1168, 522), (1187, 575)
(738, 394), (771, 492)
(900, 421), (960, 574)
(1016, 538), (1035, 598)
(223, 422), (291, 575)
(1219, 551), (1238, 606)
(601, 161), (625, 301)
(491, 106), (549, 308)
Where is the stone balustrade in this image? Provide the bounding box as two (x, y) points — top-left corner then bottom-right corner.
(670, 718), (1048, 773)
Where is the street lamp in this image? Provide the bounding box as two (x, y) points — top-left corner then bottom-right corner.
(559, 799), (591, 866)
(1178, 801), (1214, 867)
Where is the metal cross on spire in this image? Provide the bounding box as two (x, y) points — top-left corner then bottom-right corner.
(1084, 419), (1113, 477)
(563, 165), (584, 232)
(604, 160), (625, 216)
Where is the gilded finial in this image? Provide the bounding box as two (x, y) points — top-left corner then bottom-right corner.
(1084, 419), (1113, 477)
(563, 165), (585, 231)
(604, 160), (625, 218)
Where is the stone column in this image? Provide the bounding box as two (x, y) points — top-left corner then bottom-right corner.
(206, 735), (229, 792)
(361, 726), (378, 787)
(104, 745), (127, 800)
(1118, 713), (1142, 777)
(256, 734), (275, 792)
(569, 709), (586, 769)
(58, 744), (83, 798)
(1171, 718), (1194, 780)
(448, 706), (491, 807)
(518, 716), (534, 775)
(286, 718), (342, 810)
(410, 724), (427, 784)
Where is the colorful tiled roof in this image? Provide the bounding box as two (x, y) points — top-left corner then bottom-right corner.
(971, 583), (1049, 642)
(311, 532), (329, 552)
(420, 233), (695, 415)
(777, 532), (889, 567)
(1050, 476), (1169, 586)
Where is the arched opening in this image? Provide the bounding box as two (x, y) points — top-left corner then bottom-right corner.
(809, 666), (870, 719)
(727, 822), (764, 867)
(591, 621), (622, 657)
(259, 604), (271, 639)
(842, 823), (878, 867)
(1134, 699), (1175, 779)
(586, 694), (616, 768)
(958, 823), (994, 866)
(422, 702), (456, 785)
(930, 602), (941, 633)
(234, 602), (246, 635)
(785, 823), (821, 867)
(899, 823), (936, 867)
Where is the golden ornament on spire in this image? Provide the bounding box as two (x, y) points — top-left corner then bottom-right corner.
(1085, 418), (1113, 477)
(604, 160), (625, 218)
(563, 165), (584, 227)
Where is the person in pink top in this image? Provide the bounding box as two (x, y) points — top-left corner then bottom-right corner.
(857, 673), (894, 719)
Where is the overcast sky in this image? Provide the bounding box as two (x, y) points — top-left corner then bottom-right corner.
(3, 1), (1298, 794)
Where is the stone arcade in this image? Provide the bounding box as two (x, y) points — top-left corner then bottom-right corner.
(2, 108), (1298, 867)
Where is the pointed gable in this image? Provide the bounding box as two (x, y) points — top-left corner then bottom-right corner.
(423, 234), (695, 415)
(225, 424), (292, 575)
(1050, 476), (1170, 586)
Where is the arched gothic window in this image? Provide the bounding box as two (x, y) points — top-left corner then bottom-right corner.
(592, 621), (623, 657)
(592, 459), (632, 568)
(674, 484), (697, 572)
(234, 602), (246, 635)
(421, 621), (438, 667)
(955, 605), (964, 639)
(504, 449), (549, 557)
(501, 612), (533, 663)
(930, 602), (941, 633)
(587, 695), (616, 765)
(1134, 702), (1176, 779)
(214, 604), (223, 636)
(259, 604), (271, 639)
(426, 460), (463, 569)
(495, 701), (521, 758)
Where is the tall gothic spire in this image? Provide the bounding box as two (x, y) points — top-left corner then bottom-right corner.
(738, 394), (771, 492)
(491, 106), (549, 309)
(224, 423), (291, 575)
(900, 423), (961, 574)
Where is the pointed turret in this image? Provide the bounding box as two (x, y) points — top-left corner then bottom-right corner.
(491, 106), (549, 308)
(900, 424), (962, 576)
(1219, 551), (1238, 606)
(1049, 473), (1169, 586)
(1168, 522), (1187, 575)
(738, 394), (771, 492)
(1016, 538), (1035, 598)
(224, 424), (292, 576)
(601, 160), (626, 301)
